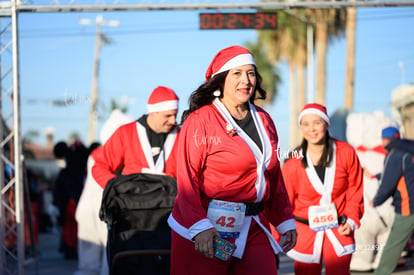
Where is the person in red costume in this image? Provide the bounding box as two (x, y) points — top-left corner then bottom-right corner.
(91, 86), (180, 187)
(91, 86), (180, 274)
(168, 45), (297, 275)
(282, 103), (364, 275)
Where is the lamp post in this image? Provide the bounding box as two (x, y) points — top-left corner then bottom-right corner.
(79, 15), (120, 145)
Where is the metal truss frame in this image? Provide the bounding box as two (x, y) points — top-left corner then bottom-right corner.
(1, 1), (24, 274)
(1, 0), (414, 274)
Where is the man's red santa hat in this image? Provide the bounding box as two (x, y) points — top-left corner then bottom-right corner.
(298, 103), (331, 126)
(205, 45), (256, 81)
(147, 86), (179, 113)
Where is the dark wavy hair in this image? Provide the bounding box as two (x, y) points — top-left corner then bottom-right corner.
(181, 67), (267, 124)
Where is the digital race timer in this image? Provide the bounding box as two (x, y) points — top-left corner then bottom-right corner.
(199, 13), (277, 30)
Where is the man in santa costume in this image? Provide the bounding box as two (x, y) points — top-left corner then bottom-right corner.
(282, 103), (364, 275)
(91, 86), (180, 186)
(91, 86), (180, 274)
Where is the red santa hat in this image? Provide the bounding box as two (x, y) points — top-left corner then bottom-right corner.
(205, 45), (256, 81)
(147, 86), (179, 113)
(298, 103), (330, 126)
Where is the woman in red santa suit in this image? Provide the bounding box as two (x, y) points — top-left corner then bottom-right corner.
(91, 86), (180, 188)
(168, 45), (297, 275)
(282, 103), (364, 275)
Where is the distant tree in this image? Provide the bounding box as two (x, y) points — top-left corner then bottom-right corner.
(344, 3), (356, 110)
(258, 5), (347, 147)
(110, 98), (128, 113)
(244, 41), (281, 108)
(258, 9), (307, 148)
(312, 8), (347, 105)
(23, 130), (40, 143)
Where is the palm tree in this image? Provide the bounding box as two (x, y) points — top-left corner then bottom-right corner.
(313, 8), (347, 105)
(244, 41), (281, 108)
(259, 10), (308, 148)
(344, 4), (357, 110)
(258, 6), (347, 148)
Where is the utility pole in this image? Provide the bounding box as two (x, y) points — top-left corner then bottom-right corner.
(79, 15), (120, 145)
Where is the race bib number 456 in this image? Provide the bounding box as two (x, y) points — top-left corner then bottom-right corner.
(207, 199), (246, 238)
(308, 203), (338, 232)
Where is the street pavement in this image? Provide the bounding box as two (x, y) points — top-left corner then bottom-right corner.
(23, 232), (414, 275)
(24, 232), (78, 275)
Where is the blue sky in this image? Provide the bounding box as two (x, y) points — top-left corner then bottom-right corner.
(18, 6), (414, 153)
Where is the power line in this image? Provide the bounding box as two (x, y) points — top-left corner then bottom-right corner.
(18, 8), (414, 39)
(20, 25), (196, 38)
(13, 1), (414, 14)
(22, 116), (89, 121)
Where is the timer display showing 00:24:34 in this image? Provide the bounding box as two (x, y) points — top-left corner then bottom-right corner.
(199, 13), (277, 30)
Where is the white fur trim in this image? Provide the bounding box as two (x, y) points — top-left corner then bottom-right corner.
(233, 216), (252, 258)
(298, 108), (330, 125)
(347, 218), (357, 231)
(212, 53), (255, 77)
(287, 231), (324, 263)
(326, 229), (356, 256)
(168, 214), (215, 241)
(136, 122), (156, 172)
(136, 122), (178, 174)
(213, 98), (268, 201)
(253, 216), (284, 255)
(147, 99), (178, 113)
(304, 141), (336, 206)
(276, 218), (296, 235)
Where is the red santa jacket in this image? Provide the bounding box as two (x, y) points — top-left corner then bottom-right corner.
(168, 99), (295, 258)
(92, 121), (179, 189)
(282, 139), (364, 263)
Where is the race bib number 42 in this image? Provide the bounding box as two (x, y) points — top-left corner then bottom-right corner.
(308, 203), (338, 232)
(207, 199), (246, 238)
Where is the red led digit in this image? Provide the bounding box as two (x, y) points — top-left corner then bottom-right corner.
(226, 13), (237, 29)
(238, 13), (251, 28)
(212, 14), (224, 29)
(264, 13), (277, 28)
(199, 14), (210, 29)
(255, 13), (264, 29)
(200, 13), (277, 29)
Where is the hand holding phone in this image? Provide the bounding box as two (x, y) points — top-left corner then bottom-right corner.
(213, 236), (236, 261)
